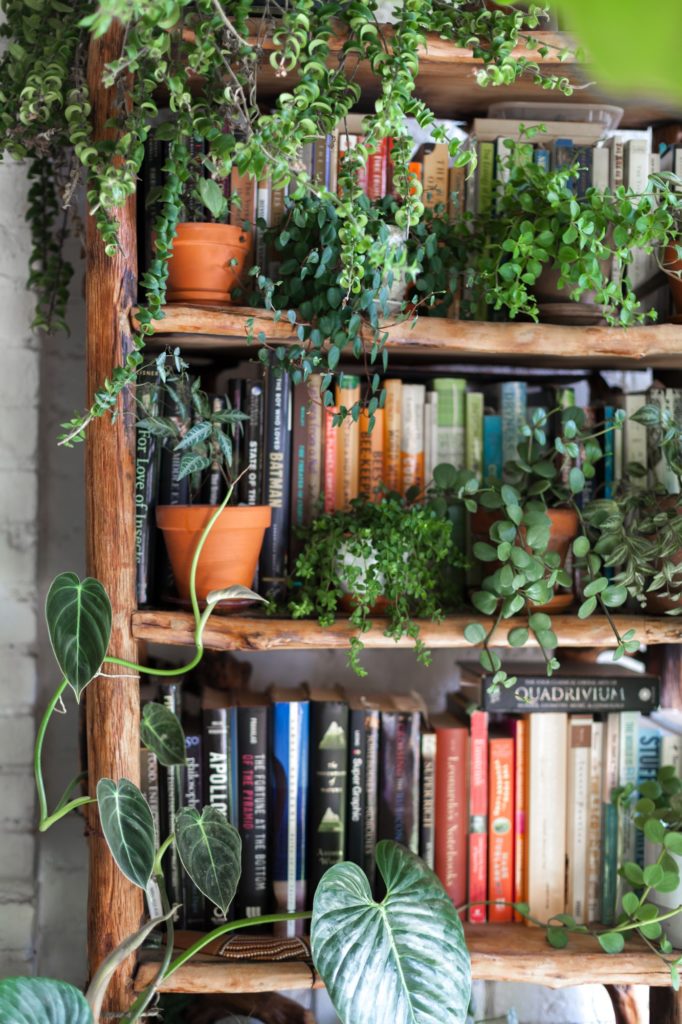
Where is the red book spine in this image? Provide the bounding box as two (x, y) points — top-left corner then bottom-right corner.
(433, 722), (468, 917)
(367, 138), (388, 199)
(468, 710), (488, 923)
(512, 718), (527, 921)
(324, 407), (338, 513)
(488, 737), (515, 923)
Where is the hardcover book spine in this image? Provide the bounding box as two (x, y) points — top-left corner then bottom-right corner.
(422, 143), (449, 210)
(477, 141), (495, 214)
(204, 394), (228, 506)
(636, 723), (661, 867)
(383, 380), (403, 493)
(483, 414), (503, 482)
(140, 745), (163, 927)
(378, 712), (421, 855)
(236, 705), (269, 918)
(255, 179), (270, 275)
(618, 711), (640, 881)
(566, 716), (592, 924)
(401, 384), (426, 493)
(587, 720), (603, 923)
(475, 674), (659, 714)
(424, 393), (437, 486)
(601, 802), (619, 927)
(323, 406), (338, 513)
(308, 700), (349, 897)
(241, 377), (265, 506)
(271, 700), (309, 936)
(433, 378), (467, 470)
(366, 138), (388, 200)
(499, 381), (527, 471)
(335, 375), (361, 510)
(488, 737), (514, 923)
(603, 405), (615, 499)
(623, 394), (647, 487)
(574, 145), (593, 196)
(157, 378), (191, 594)
(290, 382), (310, 567)
(159, 684), (182, 916)
(526, 713), (568, 924)
(359, 408), (385, 501)
(468, 710), (489, 923)
(465, 392), (484, 481)
(347, 708), (368, 869)
(512, 718), (527, 921)
(304, 374), (323, 520)
(260, 362), (292, 601)
(179, 728), (205, 929)
(363, 708), (380, 892)
(434, 722), (468, 914)
(420, 732), (436, 870)
(203, 707), (232, 821)
(229, 168), (256, 230)
(135, 365), (161, 607)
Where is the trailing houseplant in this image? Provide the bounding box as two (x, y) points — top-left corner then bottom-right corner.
(289, 490), (464, 675)
(135, 351), (271, 604)
(0, 0), (579, 444)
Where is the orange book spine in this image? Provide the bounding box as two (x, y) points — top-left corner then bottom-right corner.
(324, 407), (338, 513)
(383, 380), (402, 494)
(335, 376), (360, 510)
(488, 737), (515, 923)
(512, 718), (527, 921)
(359, 408), (385, 501)
(468, 710), (488, 923)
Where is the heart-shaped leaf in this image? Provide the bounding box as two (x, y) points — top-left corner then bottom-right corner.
(140, 703), (186, 767)
(175, 806), (241, 916)
(311, 840), (471, 1024)
(0, 977), (92, 1024)
(206, 584), (268, 606)
(97, 778), (156, 889)
(45, 572), (112, 700)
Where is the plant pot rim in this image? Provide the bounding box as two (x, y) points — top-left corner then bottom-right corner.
(173, 222), (251, 245)
(156, 504), (271, 529)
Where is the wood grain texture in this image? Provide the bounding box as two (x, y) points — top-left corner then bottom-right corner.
(132, 610), (682, 652)
(85, 26), (142, 1018)
(134, 924), (676, 992)
(135, 305), (682, 369)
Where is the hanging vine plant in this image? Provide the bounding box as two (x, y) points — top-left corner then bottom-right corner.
(0, 0), (575, 441)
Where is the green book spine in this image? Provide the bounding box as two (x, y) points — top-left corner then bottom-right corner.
(601, 802), (618, 926)
(465, 392), (484, 481)
(432, 378), (467, 471)
(477, 141), (495, 214)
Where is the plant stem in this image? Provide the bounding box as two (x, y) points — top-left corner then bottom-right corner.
(122, 871), (175, 1024)
(34, 677), (69, 826)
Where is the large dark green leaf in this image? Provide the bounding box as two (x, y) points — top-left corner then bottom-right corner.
(311, 841), (471, 1024)
(45, 572), (112, 700)
(97, 778), (156, 889)
(0, 977), (92, 1024)
(175, 807), (241, 916)
(140, 702), (186, 767)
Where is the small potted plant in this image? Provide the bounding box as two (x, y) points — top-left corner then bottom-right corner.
(137, 355), (271, 605)
(289, 491), (463, 675)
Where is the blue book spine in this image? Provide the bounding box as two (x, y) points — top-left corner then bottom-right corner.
(483, 414), (503, 482)
(574, 145), (593, 197)
(636, 723), (661, 867)
(499, 381), (527, 472)
(271, 700), (309, 934)
(601, 802), (618, 926)
(553, 138), (576, 190)
(534, 147), (551, 172)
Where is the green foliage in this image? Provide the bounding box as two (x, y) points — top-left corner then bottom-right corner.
(0, 978), (93, 1024)
(175, 807), (242, 917)
(289, 491), (463, 674)
(96, 778), (156, 889)
(140, 702), (187, 767)
(311, 840), (471, 1024)
(45, 572), (112, 700)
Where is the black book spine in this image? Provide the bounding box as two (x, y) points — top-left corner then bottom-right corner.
(178, 728), (205, 928)
(235, 705), (269, 918)
(139, 745), (163, 933)
(346, 708), (367, 869)
(228, 379), (243, 483)
(259, 363), (292, 601)
(420, 732), (436, 870)
(241, 377), (265, 506)
(202, 395), (227, 506)
(157, 379), (191, 596)
(202, 707), (234, 925)
(139, 136), (165, 283)
(477, 675), (661, 713)
(363, 709), (380, 892)
(378, 712), (421, 855)
(159, 684), (182, 915)
(135, 365), (161, 607)
(307, 700), (349, 898)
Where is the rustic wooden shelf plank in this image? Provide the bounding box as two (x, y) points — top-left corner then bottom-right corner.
(132, 609), (682, 651)
(135, 305), (682, 369)
(134, 924), (677, 992)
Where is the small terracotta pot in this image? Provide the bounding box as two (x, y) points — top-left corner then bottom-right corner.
(166, 223), (252, 304)
(157, 504), (271, 603)
(471, 506), (579, 612)
(664, 243), (682, 315)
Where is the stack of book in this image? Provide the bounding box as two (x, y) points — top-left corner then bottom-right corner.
(142, 660), (662, 932)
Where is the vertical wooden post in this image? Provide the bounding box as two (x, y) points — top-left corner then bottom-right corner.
(85, 27), (142, 1017)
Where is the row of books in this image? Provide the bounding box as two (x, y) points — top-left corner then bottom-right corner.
(142, 658), (663, 933)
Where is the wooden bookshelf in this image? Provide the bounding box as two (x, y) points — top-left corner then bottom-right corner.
(133, 609), (682, 651)
(136, 304), (682, 369)
(134, 924), (678, 993)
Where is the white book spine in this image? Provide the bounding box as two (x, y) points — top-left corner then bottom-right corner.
(527, 714), (568, 922)
(587, 721), (603, 922)
(424, 392), (437, 485)
(624, 139), (650, 197)
(255, 181), (270, 273)
(661, 732), (682, 774)
(566, 716), (592, 924)
(401, 384), (425, 458)
(602, 712), (621, 803)
(623, 394), (647, 486)
(593, 146), (610, 192)
(616, 711), (640, 910)
(465, 392), (484, 480)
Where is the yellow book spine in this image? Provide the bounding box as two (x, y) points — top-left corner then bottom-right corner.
(383, 380), (403, 493)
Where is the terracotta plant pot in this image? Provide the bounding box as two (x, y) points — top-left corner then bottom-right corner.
(471, 506), (579, 612)
(664, 243), (682, 315)
(166, 223), (252, 304)
(156, 504), (271, 603)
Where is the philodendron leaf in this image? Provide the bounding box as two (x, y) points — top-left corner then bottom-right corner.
(45, 572), (112, 700)
(0, 977), (92, 1024)
(175, 806), (241, 916)
(206, 584), (268, 606)
(311, 840), (471, 1024)
(140, 702), (186, 767)
(97, 778), (156, 889)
